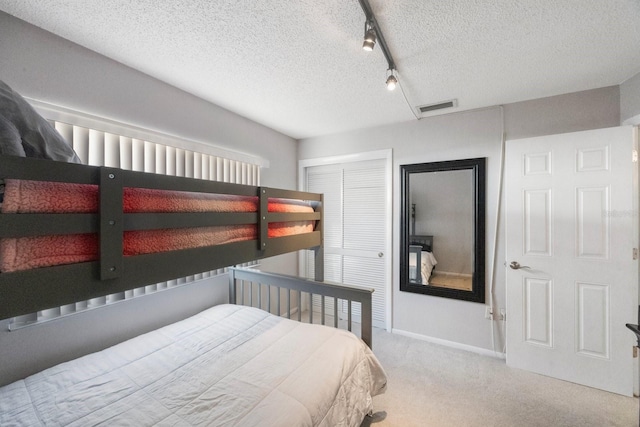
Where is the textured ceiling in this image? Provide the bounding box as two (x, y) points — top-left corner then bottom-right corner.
(1, 0), (639, 139)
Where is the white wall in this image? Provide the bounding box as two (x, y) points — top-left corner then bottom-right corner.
(299, 87), (621, 353)
(0, 12), (299, 386)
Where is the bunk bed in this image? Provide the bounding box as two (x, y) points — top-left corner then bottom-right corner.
(0, 152), (386, 426)
(0, 153), (327, 318)
(0, 81), (387, 424)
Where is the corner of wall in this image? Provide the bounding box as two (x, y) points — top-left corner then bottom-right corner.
(621, 71), (640, 125)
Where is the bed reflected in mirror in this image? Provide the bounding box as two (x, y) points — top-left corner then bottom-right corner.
(400, 158), (486, 303)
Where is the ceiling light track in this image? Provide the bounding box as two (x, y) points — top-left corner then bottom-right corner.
(357, 0), (420, 120)
(357, 0), (396, 71)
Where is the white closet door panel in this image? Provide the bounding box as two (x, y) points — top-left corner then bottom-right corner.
(307, 167), (343, 250)
(311, 254), (342, 314)
(304, 156), (389, 329)
(344, 256), (386, 326)
(343, 162), (386, 251)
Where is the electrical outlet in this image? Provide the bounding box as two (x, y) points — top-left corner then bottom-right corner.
(485, 306), (493, 320)
(499, 308), (506, 321)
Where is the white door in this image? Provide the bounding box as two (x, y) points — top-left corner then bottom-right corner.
(301, 152), (391, 330)
(505, 126), (638, 396)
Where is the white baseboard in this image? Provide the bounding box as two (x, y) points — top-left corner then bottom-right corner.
(391, 328), (506, 360)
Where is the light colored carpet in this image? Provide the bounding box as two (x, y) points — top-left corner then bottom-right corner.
(362, 328), (638, 427)
(428, 272), (472, 291)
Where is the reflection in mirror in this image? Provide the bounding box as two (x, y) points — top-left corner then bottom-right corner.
(400, 158), (486, 303)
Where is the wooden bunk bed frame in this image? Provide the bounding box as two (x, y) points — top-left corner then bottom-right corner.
(0, 154), (320, 317)
(229, 268), (373, 347)
(0, 154), (374, 346)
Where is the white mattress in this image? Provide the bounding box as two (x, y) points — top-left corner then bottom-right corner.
(0, 304), (387, 426)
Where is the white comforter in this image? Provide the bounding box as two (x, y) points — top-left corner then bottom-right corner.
(0, 304), (387, 426)
(421, 251), (438, 284)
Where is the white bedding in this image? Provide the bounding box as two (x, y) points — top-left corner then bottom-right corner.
(0, 304), (387, 426)
(421, 251), (438, 284)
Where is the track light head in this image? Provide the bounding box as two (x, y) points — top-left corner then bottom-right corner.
(386, 70), (398, 91)
(362, 24), (376, 51)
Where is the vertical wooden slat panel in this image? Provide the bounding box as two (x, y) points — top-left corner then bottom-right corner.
(155, 144), (167, 175)
(60, 303), (76, 315)
(185, 150), (194, 178)
(119, 136), (133, 170)
(267, 285), (272, 314)
(143, 141), (156, 173)
(87, 129), (104, 166)
(72, 126), (89, 164)
(277, 288), (281, 317)
(223, 158), (231, 182)
(209, 156), (217, 182)
(201, 154), (210, 181)
(104, 133), (120, 168)
(131, 139), (145, 172)
(39, 307), (61, 320)
(54, 122), (73, 146)
(193, 152), (202, 179)
(175, 148), (185, 177)
(165, 146), (176, 176)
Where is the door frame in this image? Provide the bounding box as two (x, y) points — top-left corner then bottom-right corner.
(299, 149), (393, 332)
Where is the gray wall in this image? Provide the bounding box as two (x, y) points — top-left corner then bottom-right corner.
(0, 12), (299, 386)
(299, 86), (621, 352)
(621, 71), (640, 125)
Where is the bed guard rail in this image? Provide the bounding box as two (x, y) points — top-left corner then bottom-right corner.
(229, 267), (374, 348)
(0, 155), (323, 320)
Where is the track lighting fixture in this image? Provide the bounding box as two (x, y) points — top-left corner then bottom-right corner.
(358, 0), (405, 93)
(362, 21), (376, 51)
(386, 69), (398, 91)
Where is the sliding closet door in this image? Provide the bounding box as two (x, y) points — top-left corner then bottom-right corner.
(302, 152), (390, 330)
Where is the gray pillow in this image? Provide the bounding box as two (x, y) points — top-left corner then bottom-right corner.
(0, 79), (81, 163)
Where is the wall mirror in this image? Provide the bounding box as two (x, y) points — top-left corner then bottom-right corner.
(400, 158), (486, 303)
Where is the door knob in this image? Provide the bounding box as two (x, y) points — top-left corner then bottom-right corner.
(509, 261), (530, 270)
(378, 252), (384, 258)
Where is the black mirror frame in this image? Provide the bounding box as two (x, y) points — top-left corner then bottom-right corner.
(400, 157), (486, 303)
